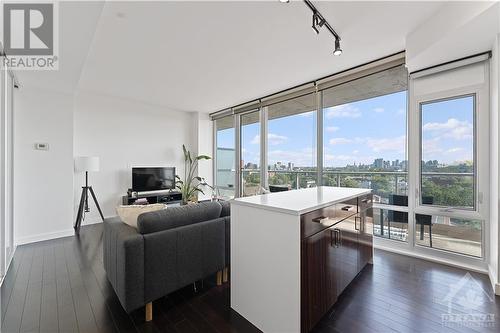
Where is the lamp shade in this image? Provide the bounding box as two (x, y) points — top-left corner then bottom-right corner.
(74, 156), (100, 172)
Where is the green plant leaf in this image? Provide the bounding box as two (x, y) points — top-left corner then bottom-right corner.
(196, 155), (211, 160)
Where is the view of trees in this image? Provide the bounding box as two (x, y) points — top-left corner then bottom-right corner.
(241, 160), (474, 209)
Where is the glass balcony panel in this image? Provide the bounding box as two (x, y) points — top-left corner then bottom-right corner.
(372, 208), (408, 242)
(415, 214), (482, 258)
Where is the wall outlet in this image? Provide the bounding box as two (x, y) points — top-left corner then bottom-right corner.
(34, 143), (49, 151)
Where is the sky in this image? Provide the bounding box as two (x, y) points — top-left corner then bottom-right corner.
(217, 91), (474, 168)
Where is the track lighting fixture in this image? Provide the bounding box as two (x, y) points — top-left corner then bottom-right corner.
(312, 12), (325, 34)
(281, 0), (342, 56)
(333, 39), (342, 56)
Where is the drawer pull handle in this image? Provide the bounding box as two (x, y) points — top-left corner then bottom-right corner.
(355, 216), (360, 230)
(312, 216), (327, 223)
(331, 229), (341, 247)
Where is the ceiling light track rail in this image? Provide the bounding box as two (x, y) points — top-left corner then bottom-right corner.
(303, 0), (340, 41)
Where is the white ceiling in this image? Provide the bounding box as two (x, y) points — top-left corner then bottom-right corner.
(15, 1), (104, 94)
(18, 1), (448, 113)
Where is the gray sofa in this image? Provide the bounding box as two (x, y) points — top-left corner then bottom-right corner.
(103, 200), (230, 321)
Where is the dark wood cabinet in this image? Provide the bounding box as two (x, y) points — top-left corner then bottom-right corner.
(301, 194), (373, 333)
(301, 229), (338, 332)
(358, 208), (374, 270)
(335, 220), (359, 296)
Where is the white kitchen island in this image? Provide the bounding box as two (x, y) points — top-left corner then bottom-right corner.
(230, 186), (373, 333)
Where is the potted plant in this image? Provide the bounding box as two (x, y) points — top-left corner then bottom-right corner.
(176, 145), (212, 205)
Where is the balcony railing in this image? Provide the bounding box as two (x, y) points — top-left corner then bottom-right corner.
(237, 169), (473, 204)
(236, 169), (478, 256)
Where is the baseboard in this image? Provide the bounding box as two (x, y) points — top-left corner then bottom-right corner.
(80, 218), (104, 226)
(373, 243), (489, 275)
(0, 245), (16, 287)
(15, 220), (105, 246)
(15, 228), (75, 246)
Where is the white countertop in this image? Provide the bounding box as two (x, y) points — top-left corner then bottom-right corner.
(230, 186), (372, 215)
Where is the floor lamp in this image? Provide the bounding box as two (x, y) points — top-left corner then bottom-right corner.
(74, 156), (104, 231)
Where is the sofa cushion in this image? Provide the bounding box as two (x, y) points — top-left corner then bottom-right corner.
(219, 200), (230, 217)
(137, 201), (222, 234)
(116, 204), (166, 229)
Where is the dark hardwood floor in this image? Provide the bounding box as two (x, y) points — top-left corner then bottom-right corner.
(1, 223), (499, 333)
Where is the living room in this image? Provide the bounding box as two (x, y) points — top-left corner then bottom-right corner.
(1, 1), (500, 332)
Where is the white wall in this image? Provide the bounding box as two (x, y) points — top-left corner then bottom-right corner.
(14, 87), (74, 244)
(406, 2), (498, 72)
(194, 112), (214, 200)
(73, 92), (198, 224)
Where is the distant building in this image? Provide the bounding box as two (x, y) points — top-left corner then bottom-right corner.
(373, 158), (384, 169)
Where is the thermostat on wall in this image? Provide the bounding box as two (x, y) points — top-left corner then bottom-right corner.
(34, 143), (49, 151)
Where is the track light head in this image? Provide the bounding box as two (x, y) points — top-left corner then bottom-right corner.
(333, 39), (342, 56)
(279, 0), (290, 3)
(312, 12), (325, 34)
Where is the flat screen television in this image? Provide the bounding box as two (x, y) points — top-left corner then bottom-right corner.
(132, 167), (176, 192)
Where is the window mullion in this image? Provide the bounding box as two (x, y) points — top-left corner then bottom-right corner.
(316, 90), (323, 186)
(260, 107), (268, 190)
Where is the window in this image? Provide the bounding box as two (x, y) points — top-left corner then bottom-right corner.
(240, 111), (260, 197)
(322, 65), (408, 205)
(267, 93), (317, 190)
(420, 95), (475, 209)
(211, 53), (489, 263)
(215, 116), (235, 199)
(412, 58), (488, 258)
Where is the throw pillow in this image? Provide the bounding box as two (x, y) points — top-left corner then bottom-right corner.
(116, 203), (167, 229)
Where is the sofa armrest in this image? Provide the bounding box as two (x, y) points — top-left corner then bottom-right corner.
(103, 217), (145, 312)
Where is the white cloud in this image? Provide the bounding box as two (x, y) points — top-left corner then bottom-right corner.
(326, 126), (340, 133)
(268, 148), (315, 166)
(251, 135), (259, 145)
(324, 153), (376, 167)
(366, 136), (406, 153)
(251, 133), (288, 145)
(423, 118), (473, 140)
(325, 104), (361, 119)
(446, 147), (463, 154)
(373, 107), (385, 113)
(329, 138), (353, 145)
(269, 133), (288, 145)
(422, 138), (444, 155)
